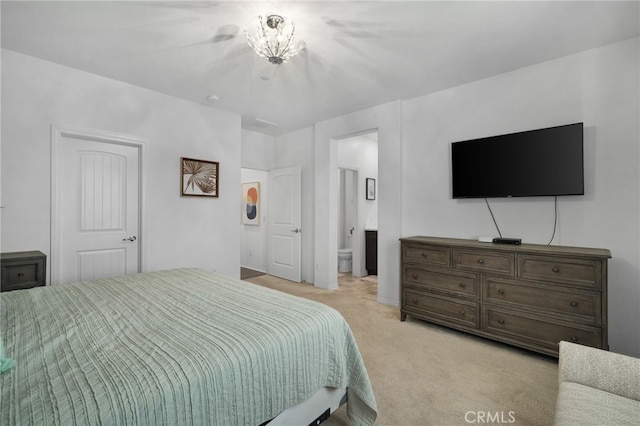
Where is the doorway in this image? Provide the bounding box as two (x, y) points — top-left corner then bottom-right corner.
(51, 126), (144, 285)
(240, 166), (302, 283)
(240, 168), (269, 278)
(335, 131), (378, 298)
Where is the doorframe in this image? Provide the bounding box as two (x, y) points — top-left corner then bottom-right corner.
(50, 125), (146, 284)
(240, 167), (269, 274)
(337, 167), (363, 277)
(325, 130), (378, 289)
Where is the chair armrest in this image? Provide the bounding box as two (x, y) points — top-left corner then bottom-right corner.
(558, 341), (640, 401)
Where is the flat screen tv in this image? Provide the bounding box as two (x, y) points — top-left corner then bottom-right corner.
(451, 123), (584, 199)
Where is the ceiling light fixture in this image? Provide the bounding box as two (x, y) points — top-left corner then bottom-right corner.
(245, 14), (305, 65)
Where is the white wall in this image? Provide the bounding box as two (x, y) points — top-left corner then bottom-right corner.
(1, 49), (242, 280)
(240, 168), (268, 272)
(314, 101), (404, 306)
(401, 37), (639, 355)
(242, 129), (276, 171)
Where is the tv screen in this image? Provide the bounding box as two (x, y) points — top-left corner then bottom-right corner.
(451, 123), (584, 199)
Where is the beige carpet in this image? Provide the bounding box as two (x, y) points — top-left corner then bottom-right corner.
(246, 274), (558, 426)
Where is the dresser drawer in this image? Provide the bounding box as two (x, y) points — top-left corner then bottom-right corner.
(453, 249), (514, 276)
(404, 289), (479, 328)
(518, 255), (602, 288)
(484, 308), (601, 352)
(402, 244), (450, 267)
(484, 277), (601, 324)
(404, 267), (477, 298)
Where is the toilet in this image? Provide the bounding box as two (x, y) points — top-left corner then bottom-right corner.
(338, 248), (353, 273)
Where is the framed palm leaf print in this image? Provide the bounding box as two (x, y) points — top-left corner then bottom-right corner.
(181, 157), (219, 197)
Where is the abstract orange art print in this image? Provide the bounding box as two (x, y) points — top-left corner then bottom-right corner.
(242, 182), (260, 225)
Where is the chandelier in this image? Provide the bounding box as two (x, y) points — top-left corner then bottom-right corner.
(245, 14), (305, 64)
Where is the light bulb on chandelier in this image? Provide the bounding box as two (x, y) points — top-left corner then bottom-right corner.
(245, 14), (305, 64)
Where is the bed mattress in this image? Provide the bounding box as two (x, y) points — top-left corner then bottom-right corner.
(1, 268), (377, 425)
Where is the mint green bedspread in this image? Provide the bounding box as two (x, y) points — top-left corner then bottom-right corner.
(1, 268), (377, 425)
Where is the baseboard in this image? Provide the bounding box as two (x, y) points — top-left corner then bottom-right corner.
(376, 296), (400, 307)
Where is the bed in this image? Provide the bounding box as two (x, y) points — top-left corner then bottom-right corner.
(1, 268), (377, 425)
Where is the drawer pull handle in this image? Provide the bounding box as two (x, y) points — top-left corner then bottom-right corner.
(570, 336), (578, 343)
(459, 310), (465, 316)
(552, 267), (560, 273)
(412, 274), (418, 280)
(498, 289), (505, 295)
(421, 252), (428, 258)
(458, 283), (466, 288)
(477, 259), (485, 264)
(498, 319), (505, 325)
(17, 272), (24, 278)
(570, 301), (578, 307)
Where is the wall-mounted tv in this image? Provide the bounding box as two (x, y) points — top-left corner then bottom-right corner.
(451, 123), (584, 199)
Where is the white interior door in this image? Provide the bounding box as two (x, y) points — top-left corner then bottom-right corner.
(268, 167), (301, 282)
(52, 127), (142, 284)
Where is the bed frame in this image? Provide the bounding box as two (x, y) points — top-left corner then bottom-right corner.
(263, 387), (347, 425)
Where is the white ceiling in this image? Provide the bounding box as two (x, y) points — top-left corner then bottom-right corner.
(2, 1), (639, 136)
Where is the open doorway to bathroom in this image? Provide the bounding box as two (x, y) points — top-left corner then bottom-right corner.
(336, 131), (378, 301)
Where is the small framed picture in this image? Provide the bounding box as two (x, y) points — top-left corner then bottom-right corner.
(181, 157), (219, 197)
(366, 178), (376, 200)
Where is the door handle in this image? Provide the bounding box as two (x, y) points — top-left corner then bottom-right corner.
(290, 228), (302, 233)
(122, 235), (137, 242)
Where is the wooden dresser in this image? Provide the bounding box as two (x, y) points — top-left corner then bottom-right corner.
(400, 236), (611, 357)
(1, 251), (47, 292)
